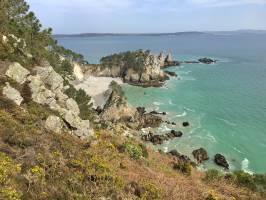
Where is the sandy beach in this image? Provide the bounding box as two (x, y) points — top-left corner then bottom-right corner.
(71, 75), (123, 107)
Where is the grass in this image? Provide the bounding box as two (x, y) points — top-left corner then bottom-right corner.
(0, 89), (265, 199)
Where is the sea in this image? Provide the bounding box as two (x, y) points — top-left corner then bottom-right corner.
(55, 33), (266, 173)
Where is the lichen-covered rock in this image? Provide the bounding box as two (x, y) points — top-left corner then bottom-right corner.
(2, 82), (24, 105)
(34, 66), (64, 91)
(28, 75), (56, 105)
(45, 115), (63, 134)
(5, 62), (30, 84)
(66, 98), (80, 116)
(63, 111), (94, 138)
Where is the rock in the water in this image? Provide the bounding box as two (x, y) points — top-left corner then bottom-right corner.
(168, 150), (181, 157)
(192, 148), (209, 164)
(45, 115), (63, 134)
(214, 154), (229, 169)
(164, 70), (177, 77)
(2, 82), (23, 105)
(5, 62), (30, 84)
(198, 58), (216, 64)
(167, 130), (183, 138)
(183, 122), (190, 127)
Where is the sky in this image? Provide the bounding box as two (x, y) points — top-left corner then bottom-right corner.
(26, 0), (266, 34)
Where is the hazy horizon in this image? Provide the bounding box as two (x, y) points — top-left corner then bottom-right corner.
(26, 0), (266, 34)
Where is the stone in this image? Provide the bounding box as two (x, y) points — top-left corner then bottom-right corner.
(165, 53), (173, 63)
(183, 122), (190, 127)
(167, 130), (183, 138)
(28, 75), (56, 105)
(2, 82), (23, 105)
(214, 154), (229, 169)
(45, 115), (63, 134)
(73, 62), (84, 81)
(66, 98), (80, 116)
(5, 62), (30, 84)
(63, 111), (94, 138)
(198, 58), (216, 64)
(140, 73), (150, 83)
(192, 148), (209, 164)
(34, 66), (64, 91)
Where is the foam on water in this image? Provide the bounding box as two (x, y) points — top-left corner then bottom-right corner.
(176, 111), (187, 117)
(241, 158), (253, 174)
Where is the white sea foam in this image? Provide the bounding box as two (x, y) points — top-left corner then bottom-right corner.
(233, 147), (243, 154)
(153, 101), (163, 106)
(168, 99), (175, 105)
(184, 107), (196, 112)
(241, 158), (253, 174)
(158, 124), (171, 132)
(163, 146), (168, 153)
(176, 111), (187, 117)
(217, 117), (237, 126)
(206, 133), (217, 143)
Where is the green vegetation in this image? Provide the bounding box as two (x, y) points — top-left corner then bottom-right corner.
(65, 83), (96, 120)
(120, 141), (148, 160)
(100, 49), (151, 74)
(204, 169), (223, 182)
(203, 169), (266, 197)
(0, 0), (87, 74)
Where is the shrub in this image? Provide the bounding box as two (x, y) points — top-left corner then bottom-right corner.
(142, 182), (164, 200)
(173, 162), (192, 176)
(65, 84), (95, 120)
(121, 141), (148, 160)
(205, 190), (219, 200)
(232, 170), (256, 191)
(204, 169), (223, 182)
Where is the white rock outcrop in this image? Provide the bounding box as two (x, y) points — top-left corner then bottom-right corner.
(4, 63), (94, 139)
(45, 115), (63, 134)
(73, 63), (84, 81)
(5, 62), (30, 84)
(2, 82), (24, 105)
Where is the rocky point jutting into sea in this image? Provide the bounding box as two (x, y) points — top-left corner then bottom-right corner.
(1, 1), (266, 198)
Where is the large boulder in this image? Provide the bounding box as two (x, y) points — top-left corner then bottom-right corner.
(34, 66), (64, 91)
(66, 98), (80, 116)
(214, 154), (229, 169)
(5, 62), (30, 84)
(2, 82), (23, 105)
(192, 148), (209, 164)
(28, 75), (56, 105)
(45, 115), (63, 134)
(63, 111), (94, 139)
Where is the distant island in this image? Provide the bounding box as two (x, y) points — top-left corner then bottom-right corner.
(54, 30), (266, 37)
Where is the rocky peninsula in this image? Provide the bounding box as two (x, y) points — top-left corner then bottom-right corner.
(0, 1), (265, 199)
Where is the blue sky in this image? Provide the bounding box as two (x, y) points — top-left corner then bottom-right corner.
(26, 0), (266, 34)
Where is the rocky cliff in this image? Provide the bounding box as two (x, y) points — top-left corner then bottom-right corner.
(87, 50), (173, 87)
(2, 62), (94, 139)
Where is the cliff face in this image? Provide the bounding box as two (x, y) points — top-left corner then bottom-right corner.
(87, 50), (169, 87)
(1, 61), (94, 139)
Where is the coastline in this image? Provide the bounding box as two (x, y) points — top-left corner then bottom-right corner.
(71, 75), (123, 108)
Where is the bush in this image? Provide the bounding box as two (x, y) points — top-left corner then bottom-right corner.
(65, 84), (95, 120)
(121, 141), (148, 160)
(204, 169), (223, 182)
(173, 162), (192, 176)
(232, 170), (256, 191)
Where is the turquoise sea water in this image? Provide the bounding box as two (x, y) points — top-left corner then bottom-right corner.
(56, 34), (266, 173)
